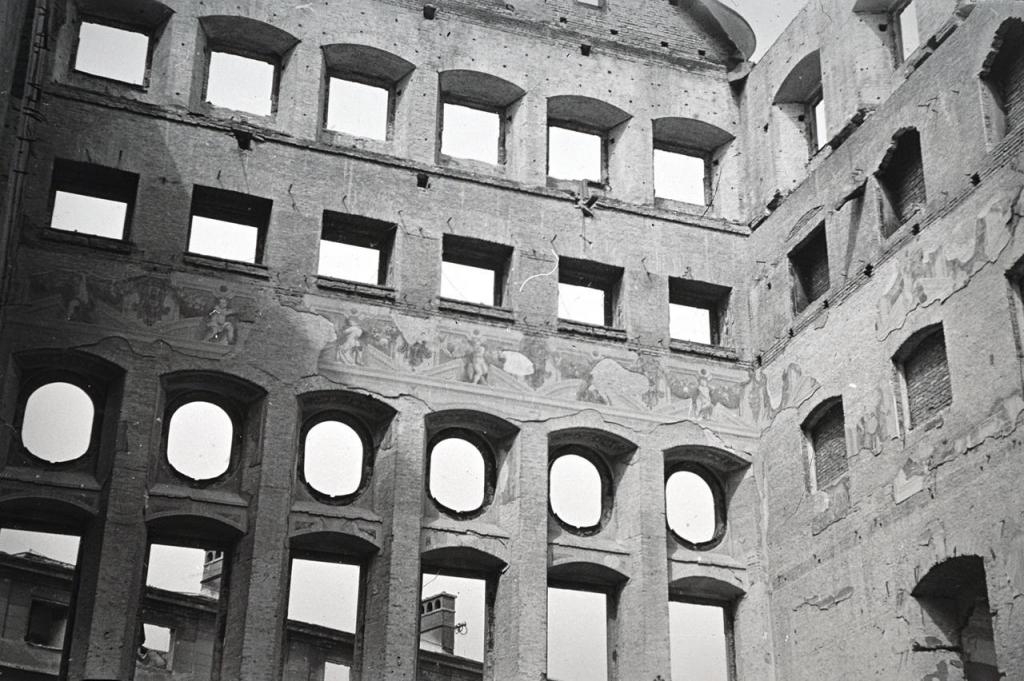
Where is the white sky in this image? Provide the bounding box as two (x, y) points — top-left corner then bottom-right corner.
(550, 455), (602, 528)
(666, 471), (717, 543)
(670, 304), (712, 345)
(669, 602), (730, 681)
(654, 150), (706, 206)
(548, 588), (607, 681)
(189, 216), (259, 263)
(75, 22), (148, 85)
(166, 401), (233, 481)
(441, 261), (495, 306)
(21, 382), (93, 463)
(441, 104), (500, 165)
(327, 78), (389, 140)
(548, 127), (602, 182)
(558, 282), (606, 326)
(429, 438), (486, 512)
(51, 191), (127, 240)
(420, 574), (486, 661)
(319, 240), (380, 283)
(206, 51), (274, 116)
(304, 421), (363, 497)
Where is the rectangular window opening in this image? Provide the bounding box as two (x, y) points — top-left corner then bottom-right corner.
(669, 279), (730, 346)
(74, 20), (150, 85)
(896, 0), (921, 62)
(558, 259), (621, 328)
(49, 159), (138, 241)
(808, 90), (827, 151)
(877, 131), (926, 236)
(441, 235), (511, 307)
(319, 211), (395, 286)
(284, 556), (361, 681)
(0, 528), (81, 657)
(441, 102), (502, 165)
(548, 125), (603, 183)
(789, 224), (830, 313)
(547, 587), (608, 681)
(138, 623), (173, 670)
(654, 147), (708, 205)
(326, 77), (390, 141)
(188, 185), (272, 264)
(808, 400), (848, 489)
(205, 50), (276, 116)
(418, 572), (487, 668)
(669, 600), (732, 681)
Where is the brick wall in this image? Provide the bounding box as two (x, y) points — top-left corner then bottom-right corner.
(810, 400), (846, 489)
(879, 129), (926, 230)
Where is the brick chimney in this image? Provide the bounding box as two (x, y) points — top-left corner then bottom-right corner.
(419, 592), (457, 655)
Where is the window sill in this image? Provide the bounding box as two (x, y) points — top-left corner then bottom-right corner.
(319, 129), (392, 154)
(547, 177), (607, 194)
(558, 320), (626, 342)
(881, 209), (923, 242)
(669, 339), (738, 361)
(182, 252), (269, 279)
(40, 228), (133, 254)
(655, 196), (711, 215)
(67, 69), (149, 93)
(438, 154), (507, 177)
(438, 298), (514, 323)
(315, 276), (395, 301)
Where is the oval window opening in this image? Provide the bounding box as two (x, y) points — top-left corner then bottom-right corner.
(550, 454), (603, 530)
(167, 401), (233, 481)
(304, 420), (364, 498)
(22, 382), (94, 463)
(429, 437), (486, 514)
(666, 470), (717, 545)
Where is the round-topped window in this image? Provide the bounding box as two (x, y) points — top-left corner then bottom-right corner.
(166, 401), (234, 482)
(665, 465), (724, 549)
(428, 436), (489, 516)
(303, 419), (365, 500)
(549, 451), (607, 533)
(21, 382), (95, 463)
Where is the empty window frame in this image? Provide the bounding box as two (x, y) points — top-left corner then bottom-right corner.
(547, 587), (608, 681)
(804, 398), (848, 490)
(895, 325), (953, 430)
(807, 87), (828, 152)
(18, 380), (97, 464)
(669, 600), (734, 681)
(773, 50), (826, 160)
(876, 128), (926, 236)
(0, 528), (81, 663)
(789, 223), (830, 313)
(654, 147), (708, 205)
(981, 19), (1024, 140)
(427, 432), (494, 518)
(137, 623), (173, 670)
(188, 185), (272, 264)
(441, 235), (512, 307)
(165, 399), (237, 482)
(548, 125), (604, 183)
(669, 279), (730, 346)
(73, 19), (151, 85)
(418, 572), (487, 666)
(326, 77), (391, 141)
(665, 463), (726, 549)
(440, 103), (502, 165)
(318, 211), (395, 286)
(549, 448), (609, 533)
(301, 416), (368, 501)
(892, 0), (921, 63)
(284, 555), (361, 680)
(558, 258), (623, 328)
(49, 159), (138, 241)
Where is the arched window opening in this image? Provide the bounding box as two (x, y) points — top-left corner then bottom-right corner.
(803, 398), (848, 490)
(876, 128), (926, 237)
(652, 117), (734, 207)
(438, 70), (525, 167)
(912, 556), (1000, 680)
(774, 50), (826, 154)
(166, 401), (234, 482)
(549, 452), (604, 531)
(895, 324), (952, 430)
(321, 44), (415, 142)
(428, 436), (489, 516)
(547, 95), (631, 188)
(21, 382), (95, 464)
(981, 19), (1024, 142)
(302, 419), (365, 499)
(665, 464), (725, 549)
(70, 0), (172, 87)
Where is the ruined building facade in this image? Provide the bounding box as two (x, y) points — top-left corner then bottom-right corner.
(0, 0), (1022, 680)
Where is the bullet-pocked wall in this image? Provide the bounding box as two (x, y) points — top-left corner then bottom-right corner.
(0, 1), (772, 681)
(744, 0), (1024, 679)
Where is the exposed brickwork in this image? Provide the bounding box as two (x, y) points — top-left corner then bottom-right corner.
(809, 400), (847, 489)
(789, 225), (830, 312)
(878, 128), (926, 231)
(903, 327), (952, 429)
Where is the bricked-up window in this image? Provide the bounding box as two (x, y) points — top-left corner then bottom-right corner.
(322, 44), (415, 142)
(893, 0), (921, 62)
(547, 95), (631, 186)
(804, 398), (848, 489)
(558, 257), (623, 328)
(669, 278), (730, 345)
(877, 128), (926, 236)
(188, 186), (272, 264)
(285, 557), (360, 679)
(788, 223), (830, 313)
(49, 159), (138, 241)
(669, 601), (733, 681)
(665, 464), (726, 550)
(982, 19), (1024, 140)
(441, 235), (512, 307)
(896, 325), (953, 429)
(0, 528), (81, 663)
(198, 16), (298, 117)
(74, 21), (150, 85)
(318, 212), (395, 286)
(547, 587), (608, 681)
(912, 556), (1001, 680)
